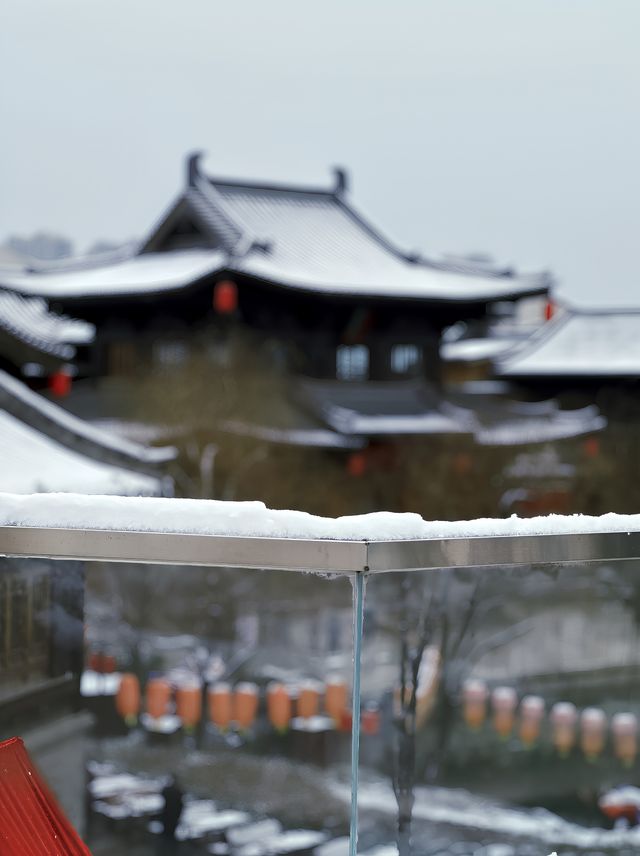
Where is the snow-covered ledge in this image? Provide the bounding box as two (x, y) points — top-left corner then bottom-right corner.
(1, 493), (640, 574)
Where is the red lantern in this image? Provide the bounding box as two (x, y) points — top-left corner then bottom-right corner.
(213, 280), (238, 314)
(88, 652), (103, 673)
(544, 300), (555, 321)
(580, 707), (607, 761)
(298, 681), (321, 719)
(102, 654), (117, 674)
(583, 437), (600, 459)
(267, 682), (292, 733)
(176, 682), (202, 730)
(519, 695), (545, 747)
(347, 452), (367, 478)
(612, 713), (638, 766)
(325, 677), (348, 725)
(116, 674), (140, 726)
(361, 703), (380, 735)
(339, 708), (353, 732)
(208, 682), (233, 731)
(492, 687), (517, 738)
(233, 682), (259, 731)
(462, 679), (488, 730)
(550, 702), (577, 757)
(48, 370), (72, 398)
(452, 452), (473, 477)
(146, 678), (172, 719)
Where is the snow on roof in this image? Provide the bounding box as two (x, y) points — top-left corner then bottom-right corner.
(3, 492), (640, 541)
(473, 409), (605, 446)
(0, 369), (177, 469)
(324, 409), (467, 436)
(210, 179), (549, 302)
(294, 378), (604, 443)
(295, 378), (468, 437)
(0, 288), (94, 357)
(497, 310), (640, 378)
(0, 159), (550, 304)
(505, 448), (575, 479)
(441, 337), (521, 363)
(0, 414), (163, 495)
(0, 250), (226, 299)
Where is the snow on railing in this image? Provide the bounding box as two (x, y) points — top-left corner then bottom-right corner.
(2, 493), (640, 856)
(3, 491), (640, 541)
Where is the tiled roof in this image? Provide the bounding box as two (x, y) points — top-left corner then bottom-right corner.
(0, 370), (178, 476)
(0, 155), (551, 304)
(0, 289), (94, 358)
(496, 310), (640, 379)
(0, 250), (225, 299)
(293, 377), (604, 443)
(0, 370), (176, 493)
(208, 175), (550, 301)
(0, 407), (165, 494)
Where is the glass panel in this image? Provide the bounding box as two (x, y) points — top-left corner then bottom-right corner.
(360, 560), (640, 856)
(0, 558), (354, 853)
(0, 556), (85, 833)
(0, 558), (62, 699)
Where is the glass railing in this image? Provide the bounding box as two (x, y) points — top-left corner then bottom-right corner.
(2, 505), (640, 855)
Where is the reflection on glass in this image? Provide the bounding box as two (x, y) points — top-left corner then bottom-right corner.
(361, 561), (640, 855)
(83, 564), (355, 850)
(0, 557), (86, 833)
(1, 558), (354, 853)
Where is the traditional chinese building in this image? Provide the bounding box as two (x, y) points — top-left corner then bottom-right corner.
(496, 308), (640, 393)
(1, 152), (551, 386)
(0, 154), (606, 486)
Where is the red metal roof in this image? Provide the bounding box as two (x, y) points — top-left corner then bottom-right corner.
(0, 736), (91, 855)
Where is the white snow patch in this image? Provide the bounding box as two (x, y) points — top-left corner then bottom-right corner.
(0, 369), (176, 465)
(81, 670), (121, 696)
(0, 417), (163, 495)
(332, 780), (640, 850)
(2, 492), (640, 542)
(498, 310), (640, 377)
(1, 249), (226, 298)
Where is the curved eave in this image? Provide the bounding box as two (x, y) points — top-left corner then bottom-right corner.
(231, 270), (549, 306)
(1, 262), (549, 308)
(0, 324), (76, 362)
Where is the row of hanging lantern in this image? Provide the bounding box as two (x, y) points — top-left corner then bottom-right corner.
(462, 680), (639, 764)
(116, 675), (362, 734)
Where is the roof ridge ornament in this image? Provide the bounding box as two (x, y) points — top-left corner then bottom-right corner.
(333, 166), (349, 196)
(187, 150), (205, 186)
(250, 239), (273, 255)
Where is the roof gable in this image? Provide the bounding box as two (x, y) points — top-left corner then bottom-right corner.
(140, 197), (229, 254)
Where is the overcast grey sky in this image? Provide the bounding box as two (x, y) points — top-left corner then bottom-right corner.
(2, 1), (639, 305)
